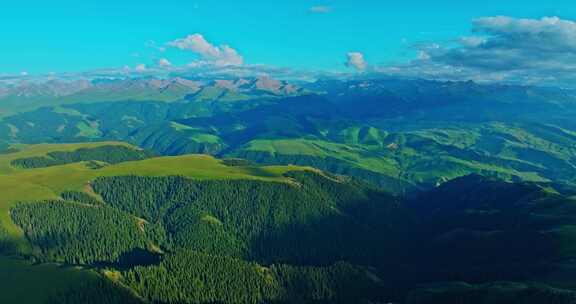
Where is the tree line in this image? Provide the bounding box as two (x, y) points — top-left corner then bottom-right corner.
(11, 145), (154, 169)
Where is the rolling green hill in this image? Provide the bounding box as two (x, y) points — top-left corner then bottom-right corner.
(0, 142), (396, 303)
(3, 78), (576, 303)
(2, 142), (576, 303)
(2, 78), (576, 194)
(0, 142), (304, 252)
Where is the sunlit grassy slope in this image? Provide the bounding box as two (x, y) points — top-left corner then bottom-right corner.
(238, 125), (562, 189)
(0, 142), (306, 253)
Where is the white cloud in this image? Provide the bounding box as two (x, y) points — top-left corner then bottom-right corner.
(168, 34), (244, 66)
(309, 6), (331, 13)
(432, 16), (576, 72)
(346, 52), (367, 71)
(459, 36), (487, 47)
(135, 64), (147, 72)
(473, 16), (576, 51)
(158, 58), (172, 67)
(371, 16), (576, 87)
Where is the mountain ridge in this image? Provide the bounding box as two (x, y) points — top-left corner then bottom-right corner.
(2, 77), (576, 194)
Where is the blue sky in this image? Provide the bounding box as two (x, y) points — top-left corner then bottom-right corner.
(1, 1), (575, 78)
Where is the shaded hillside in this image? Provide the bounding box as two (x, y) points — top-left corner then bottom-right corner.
(399, 176), (576, 292)
(3, 143), (576, 302)
(2, 146), (402, 303)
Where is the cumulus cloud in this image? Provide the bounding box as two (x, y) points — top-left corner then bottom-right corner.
(158, 58), (172, 67)
(309, 6), (331, 13)
(431, 16), (576, 70)
(346, 52), (367, 71)
(382, 16), (576, 87)
(135, 64), (147, 72)
(168, 34), (244, 66)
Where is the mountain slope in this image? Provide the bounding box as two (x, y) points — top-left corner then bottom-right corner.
(2, 77), (576, 194)
(0, 142), (398, 304)
(4, 142), (576, 303)
(0, 142), (307, 253)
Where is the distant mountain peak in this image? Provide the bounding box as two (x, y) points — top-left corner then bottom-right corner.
(0, 76), (306, 105)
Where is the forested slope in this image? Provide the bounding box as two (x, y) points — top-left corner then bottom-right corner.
(3, 142), (576, 303)
(0, 142), (398, 303)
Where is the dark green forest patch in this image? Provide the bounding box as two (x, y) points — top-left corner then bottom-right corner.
(11, 145), (155, 169)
